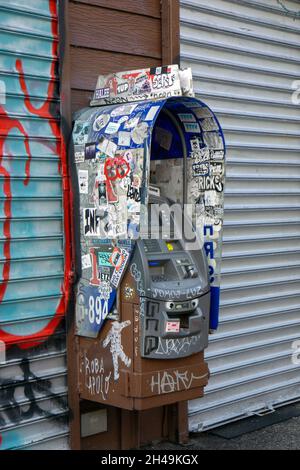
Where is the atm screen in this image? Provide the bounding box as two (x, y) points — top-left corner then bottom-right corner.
(148, 260), (165, 278)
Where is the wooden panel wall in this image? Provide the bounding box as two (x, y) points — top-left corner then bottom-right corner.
(62, 0), (179, 449)
(68, 0), (179, 113)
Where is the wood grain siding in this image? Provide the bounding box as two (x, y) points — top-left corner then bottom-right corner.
(70, 48), (162, 91)
(69, 0), (179, 114)
(65, 1), (180, 449)
(72, 0), (161, 17)
(69, 4), (161, 57)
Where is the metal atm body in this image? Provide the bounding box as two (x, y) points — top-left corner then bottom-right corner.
(78, 193), (211, 411)
(132, 194), (210, 360)
(70, 65), (225, 447)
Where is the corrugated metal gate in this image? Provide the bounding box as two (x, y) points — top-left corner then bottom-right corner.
(180, 0), (300, 430)
(0, 0), (70, 449)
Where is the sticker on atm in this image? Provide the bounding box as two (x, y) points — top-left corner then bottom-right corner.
(99, 266), (110, 282)
(165, 321), (180, 333)
(110, 247), (130, 288)
(98, 251), (112, 267)
(85, 142), (97, 160)
(183, 122), (200, 133)
(192, 162), (209, 177)
(177, 113), (196, 123)
(74, 145), (85, 164)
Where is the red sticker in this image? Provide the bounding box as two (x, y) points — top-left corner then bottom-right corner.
(165, 321), (180, 333)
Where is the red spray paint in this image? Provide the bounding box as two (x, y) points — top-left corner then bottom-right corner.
(0, 110), (32, 303)
(0, 0), (72, 349)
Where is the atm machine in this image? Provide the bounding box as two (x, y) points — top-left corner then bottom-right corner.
(70, 65), (225, 449)
(131, 193), (210, 360)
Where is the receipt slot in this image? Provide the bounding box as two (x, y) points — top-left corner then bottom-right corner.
(70, 66), (226, 449)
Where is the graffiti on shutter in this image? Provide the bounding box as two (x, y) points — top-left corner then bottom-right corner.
(0, 0), (71, 449)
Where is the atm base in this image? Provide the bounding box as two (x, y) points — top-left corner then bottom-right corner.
(78, 334), (209, 410)
(73, 259), (210, 449)
(79, 400), (190, 450)
(75, 332), (208, 449)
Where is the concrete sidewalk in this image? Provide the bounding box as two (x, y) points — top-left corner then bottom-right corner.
(145, 414), (300, 450)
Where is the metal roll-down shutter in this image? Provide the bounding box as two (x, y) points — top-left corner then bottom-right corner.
(0, 1), (69, 449)
(180, 0), (300, 430)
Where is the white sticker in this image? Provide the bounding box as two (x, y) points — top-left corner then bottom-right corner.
(75, 147), (85, 164)
(165, 321), (180, 333)
(106, 140), (118, 157)
(204, 132), (223, 149)
(97, 137), (108, 154)
(93, 114), (110, 132)
(177, 113), (196, 122)
(105, 121), (120, 134)
(183, 122), (201, 133)
(97, 138), (117, 157)
(145, 106), (160, 121)
(123, 150), (133, 164)
(118, 131), (131, 147)
(124, 115), (140, 129)
(201, 118), (218, 132)
(78, 169), (89, 193)
(118, 115), (129, 124)
(98, 281), (112, 301)
(82, 253), (92, 269)
(190, 137), (201, 152)
(98, 163), (106, 182)
(191, 147), (210, 163)
(193, 107), (213, 119)
(111, 104), (138, 117)
(192, 162), (209, 177)
(211, 150), (225, 161)
(131, 122), (148, 145)
(205, 190), (219, 207)
(210, 162), (224, 176)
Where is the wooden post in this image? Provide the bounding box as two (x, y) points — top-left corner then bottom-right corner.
(161, 0), (180, 65)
